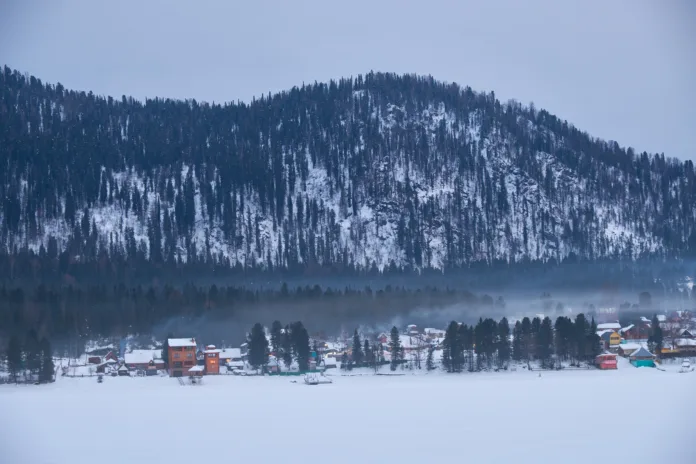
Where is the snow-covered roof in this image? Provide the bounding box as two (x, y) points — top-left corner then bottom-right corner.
(124, 349), (159, 364)
(118, 364), (129, 371)
(596, 330), (612, 339)
(597, 322), (621, 330)
(620, 324), (635, 333)
(204, 349), (221, 354)
(656, 315), (667, 322)
(675, 338), (696, 347)
(618, 343), (642, 351)
(219, 348), (241, 359)
(629, 347), (654, 358)
(169, 338), (196, 347)
(424, 328), (445, 336)
(640, 317), (650, 323)
(323, 357), (337, 366)
(188, 365), (205, 372)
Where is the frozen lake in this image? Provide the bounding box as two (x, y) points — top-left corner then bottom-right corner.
(2, 365), (695, 464)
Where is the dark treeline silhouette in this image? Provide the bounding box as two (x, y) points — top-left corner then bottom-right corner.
(0, 282), (491, 352)
(440, 314), (603, 372)
(2, 66), (696, 279)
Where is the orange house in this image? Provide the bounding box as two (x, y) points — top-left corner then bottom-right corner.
(168, 338), (197, 377)
(204, 345), (221, 374)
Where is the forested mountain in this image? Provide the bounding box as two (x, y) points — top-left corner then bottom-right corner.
(1, 66), (695, 280)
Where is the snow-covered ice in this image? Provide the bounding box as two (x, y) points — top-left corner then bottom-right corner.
(1, 363), (694, 464)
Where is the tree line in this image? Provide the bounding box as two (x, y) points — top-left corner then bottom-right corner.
(3, 330), (54, 383)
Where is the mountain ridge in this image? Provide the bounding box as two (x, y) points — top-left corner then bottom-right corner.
(1, 66), (694, 276)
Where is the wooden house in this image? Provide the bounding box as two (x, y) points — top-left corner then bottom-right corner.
(595, 353), (618, 370)
(103, 351), (118, 362)
(629, 347), (655, 367)
(204, 345), (221, 374)
(597, 322), (621, 332)
(117, 364), (130, 376)
(168, 338), (197, 377)
(87, 356), (102, 364)
(618, 343), (642, 357)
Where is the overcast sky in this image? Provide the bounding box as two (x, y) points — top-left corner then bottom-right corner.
(1, 0), (695, 159)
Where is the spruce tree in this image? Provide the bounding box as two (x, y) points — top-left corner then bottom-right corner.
(352, 329), (363, 366)
(270, 320), (283, 357)
(497, 317), (511, 368)
(512, 321), (522, 362)
(426, 346), (435, 371)
(24, 330), (41, 380)
(160, 333), (173, 369)
(648, 314), (664, 357)
(281, 325), (293, 368)
(39, 338), (54, 383)
(6, 335), (22, 383)
(537, 317), (554, 369)
(291, 322), (310, 371)
(247, 323), (269, 371)
(363, 339), (372, 368)
(389, 326), (402, 371)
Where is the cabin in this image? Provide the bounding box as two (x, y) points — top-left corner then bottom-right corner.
(629, 347), (655, 367)
(96, 359), (117, 373)
(675, 338), (696, 354)
(117, 364), (130, 376)
(595, 353), (618, 370)
(103, 351), (118, 362)
(407, 325), (419, 336)
(219, 348), (243, 370)
(678, 329), (694, 339)
(204, 345), (221, 374)
(125, 350), (165, 370)
(168, 338), (198, 377)
(618, 343), (642, 357)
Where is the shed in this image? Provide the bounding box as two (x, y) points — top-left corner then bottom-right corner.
(595, 353), (618, 370)
(117, 364), (130, 376)
(629, 347), (655, 367)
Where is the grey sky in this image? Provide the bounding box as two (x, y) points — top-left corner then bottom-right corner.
(2, 0), (695, 159)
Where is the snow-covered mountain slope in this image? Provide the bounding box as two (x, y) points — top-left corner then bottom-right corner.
(1, 68), (694, 271)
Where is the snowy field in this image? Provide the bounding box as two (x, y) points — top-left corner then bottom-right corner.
(2, 362), (695, 464)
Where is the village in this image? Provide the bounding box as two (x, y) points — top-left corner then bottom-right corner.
(58, 309), (696, 381)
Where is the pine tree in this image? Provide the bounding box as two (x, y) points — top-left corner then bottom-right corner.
(39, 338), (54, 383)
(389, 326), (402, 371)
(24, 330), (41, 380)
(512, 321), (522, 362)
(497, 317), (511, 368)
(6, 335), (22, 383)
(270, 320), (283, 358)
(291, 322), (310, 371)
(281, 325), (293, 369)
(160, 333), (173, 369)
(648, 314), (664, 358)
(247, 323), (269, 371)
(537, 317), (554, 369)
(363, 339), (372, 369)
(352, 329), (363, 366)
(426, 346), (435, 371)
(443, 321), (461, 372)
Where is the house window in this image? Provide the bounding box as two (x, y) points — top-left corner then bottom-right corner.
(173, 362), (182, 368)
(186, 353), (193, 359)
(184, 361), (194, 367)
(174, 353), (180, 359)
